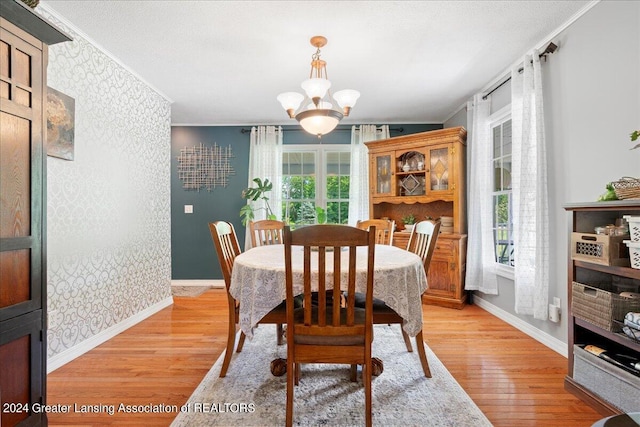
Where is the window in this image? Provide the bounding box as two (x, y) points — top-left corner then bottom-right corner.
(281, 145), (350, 226)
(492, 116), (514, 267)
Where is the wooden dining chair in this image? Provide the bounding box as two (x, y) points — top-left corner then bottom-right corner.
(355, 218), (441, 377)
(208, 221), (288, 377)
(355, 218), (395, 245)
(248, 219), (287, 344)
(406, 219), (441, 274)
(284, 224), (376, 427)
(249, 219), (285, 248)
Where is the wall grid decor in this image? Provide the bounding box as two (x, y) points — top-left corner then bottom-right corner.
(177, 142), (235, 191)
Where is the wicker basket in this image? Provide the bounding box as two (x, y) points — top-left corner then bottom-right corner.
(611, 177), (640, 200)
(571, 282), (640, 331)
(20, 0), (39, 8)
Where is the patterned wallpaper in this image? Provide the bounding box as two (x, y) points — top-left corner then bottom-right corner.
(38, 9), (172, 359)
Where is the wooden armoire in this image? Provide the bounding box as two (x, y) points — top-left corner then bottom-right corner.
(0, 1), (70, 425)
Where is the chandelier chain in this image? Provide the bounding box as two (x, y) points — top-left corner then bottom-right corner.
(312, 47), (321, 61)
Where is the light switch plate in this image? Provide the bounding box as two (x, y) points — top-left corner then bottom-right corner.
(184, 205), (193, 214)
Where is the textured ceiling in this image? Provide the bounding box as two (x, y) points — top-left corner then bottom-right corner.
(41, 0), (592, 125)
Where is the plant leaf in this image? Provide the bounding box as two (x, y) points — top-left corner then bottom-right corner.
(315, 206), (327, 224)
(239, 204), (255, 226)
(241, 177), (274, 223)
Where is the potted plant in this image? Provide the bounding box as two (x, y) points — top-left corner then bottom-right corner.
(240, 178), (277, 226)
(630, 130), (640, 150)
(402, 213), (416, 232)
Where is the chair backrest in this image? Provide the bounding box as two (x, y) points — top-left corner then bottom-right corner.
(249, 219), (285, 247)
(406, 219), (441, 274)
(208, 221), (242, 289)
(284, 224), (376, 342)
(355, 219), (395, 245)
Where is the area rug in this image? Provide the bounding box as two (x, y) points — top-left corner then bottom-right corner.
(171, 324), (492, 427)
(171, 286), (213, 297)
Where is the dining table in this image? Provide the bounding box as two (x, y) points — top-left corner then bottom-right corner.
(229, 243), (428, 340)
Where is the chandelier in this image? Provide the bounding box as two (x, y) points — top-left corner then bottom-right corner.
(277, 36), (360, 138)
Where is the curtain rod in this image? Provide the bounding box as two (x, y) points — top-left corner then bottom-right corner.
(482, 42), (558, 100)
(240, 126), (404, 134)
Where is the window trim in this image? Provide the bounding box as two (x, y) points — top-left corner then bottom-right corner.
(495, 263), (515, 280)
(282, 144), (351, 224)
(488, 105), (514, 278)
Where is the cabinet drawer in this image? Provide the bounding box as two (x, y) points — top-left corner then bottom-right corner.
(434, 239), (455, 255)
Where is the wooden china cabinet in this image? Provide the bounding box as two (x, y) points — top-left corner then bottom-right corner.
(365, 127), (467, 309)
(0, 2), (70, 426)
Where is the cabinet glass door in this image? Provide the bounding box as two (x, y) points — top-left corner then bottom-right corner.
(375, 155), (392, 195)
(429, 146), (450, 191)
(397, 150), (426, 196)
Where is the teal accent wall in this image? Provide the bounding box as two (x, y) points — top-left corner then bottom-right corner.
(171, 126), (249, 279)
(171, 124), (442, 279)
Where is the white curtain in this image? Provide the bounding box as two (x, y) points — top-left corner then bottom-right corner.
(465, 94), (499, 294)
(348, 125), (390, 225)
(511, 50), (549, 320)
(244, 125), (283, 250)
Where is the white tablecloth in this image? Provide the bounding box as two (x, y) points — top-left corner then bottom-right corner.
(229, 244), (427, 339)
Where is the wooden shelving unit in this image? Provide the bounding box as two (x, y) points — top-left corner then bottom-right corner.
(564, 201), (640, 416)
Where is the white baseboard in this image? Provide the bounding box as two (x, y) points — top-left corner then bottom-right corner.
(171, 279), (225, 289)
(47, 296), (174, 373)
(473, 295), (568, 358)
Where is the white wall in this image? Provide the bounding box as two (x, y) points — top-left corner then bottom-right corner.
(38, 8), (173, 365)
(548, 1), (639, 202)
(447, 0), (640, 349)
(444, 105), (467, 129)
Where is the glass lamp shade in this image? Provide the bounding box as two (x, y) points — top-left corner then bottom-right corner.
(301, 78), (331, 99)
(306, 101), (333, 110)
(296, 109), (343, 137)
(277, 92), (304, 112)
(333, 89), (360, 109)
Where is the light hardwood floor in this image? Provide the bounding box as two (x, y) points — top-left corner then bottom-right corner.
(46, 289), (602, 426)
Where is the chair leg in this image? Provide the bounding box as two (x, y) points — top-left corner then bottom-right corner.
(350, 364), (358, 382)
(295, 363), (300, 385)
(219, 320), (236, 378)
(236, 331), (246, 353)
(364, 360), (372, 427)
(401, 327), (413, 352)
(415, 330), (432, 378)
(277, 324), (284, 345)
(286, 358), (294, 427)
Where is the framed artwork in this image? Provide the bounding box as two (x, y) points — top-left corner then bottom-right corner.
(46, 87), (75, 160)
